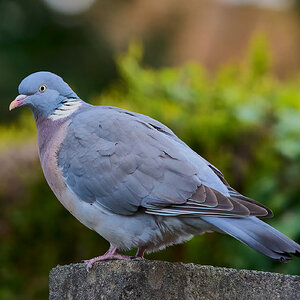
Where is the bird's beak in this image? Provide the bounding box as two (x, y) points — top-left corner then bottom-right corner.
(9, 94), (28, 111)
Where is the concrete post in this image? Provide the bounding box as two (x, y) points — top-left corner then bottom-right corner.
(49, 260), (300, 299)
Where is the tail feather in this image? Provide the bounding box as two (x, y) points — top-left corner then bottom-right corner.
(202, 216), (300, 261)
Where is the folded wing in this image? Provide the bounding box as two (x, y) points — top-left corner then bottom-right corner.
(58, 106), (272, 218)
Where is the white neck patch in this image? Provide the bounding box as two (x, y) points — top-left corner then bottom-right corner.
(49, 100), (82, 121)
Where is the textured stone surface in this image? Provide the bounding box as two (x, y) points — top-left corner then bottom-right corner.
(49, 260), (300, 300)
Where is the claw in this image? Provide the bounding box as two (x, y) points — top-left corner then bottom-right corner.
(131, 256), (144, 261)
(83, 245), (147, 272)
(83, 244), (131, 272)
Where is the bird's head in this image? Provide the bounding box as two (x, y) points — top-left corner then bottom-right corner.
(9, 71), (79, 120)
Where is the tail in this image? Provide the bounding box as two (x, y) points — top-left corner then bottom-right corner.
(202, 216), (300, 261)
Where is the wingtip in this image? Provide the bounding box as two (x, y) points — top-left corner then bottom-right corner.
(294, 250), (300, 258)
(264, 208), (274, 219)
(274, 252), (292, 262)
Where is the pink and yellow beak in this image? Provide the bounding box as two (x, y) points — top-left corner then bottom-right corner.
(9, 94), (28, 111)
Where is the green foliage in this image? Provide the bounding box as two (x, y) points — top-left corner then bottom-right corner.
(0, 0), (117, 124)
(247, 34), (272, 79)
(1, 37), (300, 299)
(98, 38), (300, 271)
(0, 112), (36, 148)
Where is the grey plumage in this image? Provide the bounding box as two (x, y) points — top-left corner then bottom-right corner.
(202, 216), (300, 261)
(10, 71), (300, 267)
(58, 106), (272, 218)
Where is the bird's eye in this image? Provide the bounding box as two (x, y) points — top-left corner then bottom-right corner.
(39, 85), (47, 93)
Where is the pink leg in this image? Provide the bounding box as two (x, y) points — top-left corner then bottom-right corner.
(84, 244), (131, 272)
(135, 247), (146, 259)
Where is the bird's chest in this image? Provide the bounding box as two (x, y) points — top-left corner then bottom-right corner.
(39, 121), (76, 214)
(38, 121), (101, 230)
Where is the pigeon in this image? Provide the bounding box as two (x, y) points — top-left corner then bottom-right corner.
(10, 71), (300, 271)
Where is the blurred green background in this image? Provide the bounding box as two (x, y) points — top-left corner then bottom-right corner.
(1, 0), (300, 299)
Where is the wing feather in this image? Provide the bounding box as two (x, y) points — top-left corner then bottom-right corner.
(58, 106), (272, 218)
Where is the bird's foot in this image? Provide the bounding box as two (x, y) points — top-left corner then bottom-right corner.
(131, 256), (144, 261)
(84, 245), (131, 272)
(135, 247), (146, 259)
